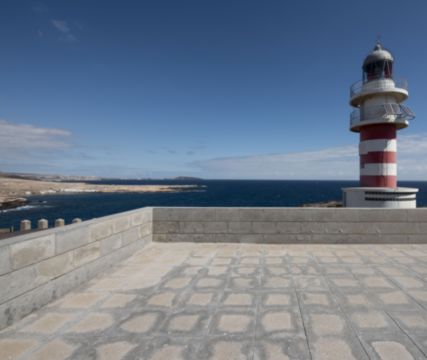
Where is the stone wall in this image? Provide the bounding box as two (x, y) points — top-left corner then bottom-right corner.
(152, 207), (427, 244)
(2, 206), (427, 330)
(0, 207), (152, 330)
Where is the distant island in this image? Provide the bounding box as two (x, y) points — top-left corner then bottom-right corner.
(172, 176), (203, 181)
(0, 172), (201, 210)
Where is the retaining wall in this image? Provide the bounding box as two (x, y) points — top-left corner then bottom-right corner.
(0, 207), (152, 330)
(152, 207), (427, 243)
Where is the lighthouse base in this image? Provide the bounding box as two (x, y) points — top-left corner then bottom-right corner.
(342, 187), (418, 208)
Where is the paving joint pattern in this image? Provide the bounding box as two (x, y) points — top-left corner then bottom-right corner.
(1, 242), (427, 359)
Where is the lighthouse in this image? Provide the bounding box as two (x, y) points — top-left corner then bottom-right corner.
(342, 42), (418, 208)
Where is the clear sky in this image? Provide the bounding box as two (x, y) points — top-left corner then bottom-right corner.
(1, 0), (427, 179)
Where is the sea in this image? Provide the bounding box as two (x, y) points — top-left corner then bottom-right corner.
(1, 179), (427, 230)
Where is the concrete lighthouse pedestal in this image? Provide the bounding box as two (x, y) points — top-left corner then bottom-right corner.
(342, 187), (418, 208)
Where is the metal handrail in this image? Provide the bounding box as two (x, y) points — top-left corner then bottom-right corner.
(350, 78), (408, 98)
(350, 103), (414, 127)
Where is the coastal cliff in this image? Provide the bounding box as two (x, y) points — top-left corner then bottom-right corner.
(0, 175), (199, 210)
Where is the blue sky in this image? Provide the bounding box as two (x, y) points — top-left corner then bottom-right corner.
(1, 0), (427, 179)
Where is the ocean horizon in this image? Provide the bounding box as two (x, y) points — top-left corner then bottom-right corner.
(1, 179), (427, 230)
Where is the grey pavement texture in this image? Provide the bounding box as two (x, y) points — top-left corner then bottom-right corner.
(1, 242), (427, 360)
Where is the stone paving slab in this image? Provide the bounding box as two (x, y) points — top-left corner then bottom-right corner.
(1, 243), (427, 359)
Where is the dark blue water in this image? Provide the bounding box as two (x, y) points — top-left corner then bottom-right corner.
(1, 180), (426, 229)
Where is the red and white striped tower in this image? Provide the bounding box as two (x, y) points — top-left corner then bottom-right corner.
(343, 42), (418, 208)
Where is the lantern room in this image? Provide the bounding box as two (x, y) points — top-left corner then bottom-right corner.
(362, 42), (394, 82)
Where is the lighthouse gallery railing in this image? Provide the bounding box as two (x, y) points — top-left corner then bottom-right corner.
(350, 78), (408, 98)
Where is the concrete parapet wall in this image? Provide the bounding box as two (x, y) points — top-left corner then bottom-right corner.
(152, 207), (427, 244)
(2, 206), (427, 330)
(0, 207), (152, 330)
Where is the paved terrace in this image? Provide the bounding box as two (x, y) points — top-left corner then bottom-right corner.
(1, 242), (427, 360)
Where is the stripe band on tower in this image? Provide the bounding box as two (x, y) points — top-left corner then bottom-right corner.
(360, 163), (397, 176)
(360, 152), (396, 165)
(360, 175), (397, 187)
(359, 139), (397, 155)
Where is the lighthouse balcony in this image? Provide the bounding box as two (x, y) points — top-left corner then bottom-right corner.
(349, 104), (414, 132)
(350, 78), (408, 106)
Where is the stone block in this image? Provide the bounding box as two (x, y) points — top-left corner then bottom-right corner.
(179, 221), (205, 233)
(215, 208), (240, 221)
(10, 234), (55, 269)
(252, 222), (277, 234)
(56, 226), (90, 254)
(151, 207), (171, 221)
(0, 279), (57, 330)
(358, 209), (407, 222)
(406, 235), (427, 243)
(73, 242), (100, 268)
(407, 209), (427, 222)
(263, 234), (298, 244)
(36, 252), (74, 280)
(100, 234), (122, 255)
(268, 208), (311, 221)
(311, 234), (349, 243)
(323, 222), (349, 234)
(152, 234), (175, 242)
(121, 227), (140, 245)
(415, 222), (427, 234)
(310, 209), (336, 222)
(152, 221), (179, 234)
(204, 221), (227, 233)
(166, 208), (216, 221)
(140, 223), (152, 237)
(218, 234), (260, 243)
(140, 207), (153, 223)
(228, 222), (252, 234)
(181, 233), (214, 242)
(0, 266), (37, 303)
(90, 221), (113, 241)
(131, 211), (144, 226)
(239, 209), (265, 221)
(113, 216), (130, 233)
(0, 245), (11, 275)
(276, 222), (302, 234)
(300, 223), (326, 234)
(331, 208), (360, 222)
(375, 222), (419, 234)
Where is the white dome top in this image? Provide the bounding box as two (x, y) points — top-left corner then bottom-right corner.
(363, 42), (394, 67)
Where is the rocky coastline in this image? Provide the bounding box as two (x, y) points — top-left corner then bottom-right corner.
(0, 176), (200, 211)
